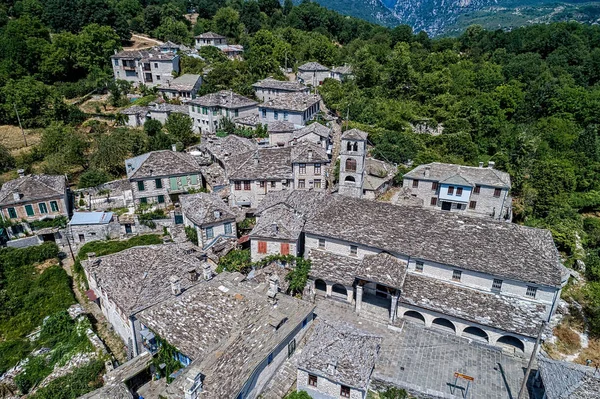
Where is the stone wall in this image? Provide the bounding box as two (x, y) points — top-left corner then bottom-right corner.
(1, 195), (68, 222)
(75, 179), (133, 211)
(297, 370), (365, 399)
(251, 237), (298, 262)
(293, 162), (328, 191)
(298, 71), (330, 86)
(131, 174), (202, 206)
(229, 179), (291, 208)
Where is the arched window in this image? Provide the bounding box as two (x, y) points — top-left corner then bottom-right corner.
(345, 176), (356, 183)
(403, 310), (426, 325)
(497, 335), (525, 353)
(345, 158), (357, 172)
(432, 318), (456, 333)
(353, 142), (358, 151)
(346, 142), (352, 151)
(315, 279), (326, 292)
(462, 326), (489, 342)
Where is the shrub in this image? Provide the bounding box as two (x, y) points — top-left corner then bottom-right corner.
(77, 169), (112, 189)
(185, 226), (198, 244)
(77, 235), (163, 259)
(216, 249), (251, 273)
(27, 359), (105, 399)
(380, 387), (408, 399)
(285, 391), (312, 399)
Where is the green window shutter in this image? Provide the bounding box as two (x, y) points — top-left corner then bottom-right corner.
(234, 109), (239, 117)
(137, 181), (145, 191)
(190, 175), (198, 185)
(224, 222), (232, 234)
(8, 207), (17, 218)
(157, 195), (165, 204)
(50, 201), (59, 212)
(39, 203), (48, 214)
(140, 197), (147, 204)
(206, 227), (214, 239)
(170, 177), (178, 190)
(25, 204), (35, 216)
(155, 179), (163, 189)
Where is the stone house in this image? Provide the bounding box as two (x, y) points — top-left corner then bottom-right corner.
(0, 172), (69, 223)
(180, 192), (237, 250)
(258, 93), (321, 127)
(194, 32), (227, 48)
(266, 121), (297, 147)
(402, 161), (512, 221)
(157, 74), (202, 102)
(188, 90), (258, 134)
(297, 320), (381, 399)
(289, 122), (332, 151)
(297, 62), (331, 86)
(74, 178), (134, 211)
(339, 129), (368, 198)
(253, 77), (309, 102)
(125, 150), (203, 207)
(535, 355), (600, 398)
(111, 49), (179, 87)
(120, 102), (189, 128)
(68, 211), (118, 245)
(330, 65), (353, 81)
(301, 195), (568, 355)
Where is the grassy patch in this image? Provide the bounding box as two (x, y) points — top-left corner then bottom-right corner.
(77, 234), (163, 259)
(553, 323), (581, 355)
(27, 359), (105, 399)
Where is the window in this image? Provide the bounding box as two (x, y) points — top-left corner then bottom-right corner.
(8, 207), (17, 218)
(190, 175), (198, 185)
(492, 279), (503, 292)
(137, 181), (145, 191)
(280, 243), (290, 255)
(154, 63), (158, 68)
(155, 178), (163, 189)
(526, 286), (537, 298)
(469, 201), (477, 210)
(416, 261), (424, 272)
(140, 197), (147, 204)
(157, 195), (165, 204)
(283, 111), (288, 121)
(314, 164), (321, 175)
(308, 374), (318, 387)
(430, 197), (437, 206)
(224, 222), (232, 234)
(25, 204), (35, 217)
(299, 164), (306, 174)
(262, 109), (267, 118)
(156, 75), (160, 81)
(350, 245), (358, 256)
(318, 239), (325, 249)
(494, 188), (502, 197)
(456, 187), (463, 196)
(258, 241), (267, 254)
(412, 179), (419, 188)
(271, 181), (276, 188)
(345, 158), (357, 172)
(212, 109), (217, 116)
(50, 201), (59, 212)
(447, 186), (454, 195)
(243, 181), (251, 190)
(314, 179), (322, 189)
(298, 179), (305, 189)
(274, 111), (279, 120)
(341, 386), (351, 398)
(38, 203), (48, 214)
(259, 181), (265, 188)
(474, 185), (481, 194)
(202, 107), (208, 115)
(432, 182), (438, 190)
(206, 227), (214, 239)
(114, 59), (119, 66)
(234, 109), (239, 117)
(234, 181), (241, 190)
(288, 339), (296, 358)
(452, 270), (462, 281)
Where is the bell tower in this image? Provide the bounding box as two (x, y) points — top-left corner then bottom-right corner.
(338, 129), (368, 198)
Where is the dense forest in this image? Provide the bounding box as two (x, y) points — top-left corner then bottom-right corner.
(0, 0), (600, 365)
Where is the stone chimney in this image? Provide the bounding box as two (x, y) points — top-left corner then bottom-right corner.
(202, 256), (213, 281)
(170, 275), (182, 295)
(488, 161), (495, 169)
(267, 274), (279, 299)
(13, 192), (20, 202)
(17, 169), (25, 178)
(187, 267), (198, 282)
(327, 360), (337, 375)
(479, 162), (484, 168)
(308, 149), (313, 161)
(213, 210), (221, 219)
(424, 166), (431, 178)
(184, 372), (203, 399)
(253, 151), (259, 165)
(172, 144), (177, 152)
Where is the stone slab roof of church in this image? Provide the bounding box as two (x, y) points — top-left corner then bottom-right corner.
(82, 244), (203, 316)
(227, 147), (293, 180)
(404, 162), (511, 188)
(298, 62), (330, 71)
(194, 31), (226, 39)
(538, 355), (600, 399)
(292, 122), (331, 140)
(189, 90), (257, 109)
(363, 158), (396, 192)
(259, 93), (321, 112)
(308, 249), (406, 288)
(180, 193), (236, 227)
(0, 174), (66, 206)
(400, 273), (547, 337)
(141, 272), (314, 399)
(342, 128), (368, 141)
(253, 77), (308, 91)
(298, 320), (381, 389)
(304, 195), (565, 287)
(125, 150), (201, 180)
(250, 204), (305, 240)
(290, 141), (329, 164)
(255, 190), (330, 221)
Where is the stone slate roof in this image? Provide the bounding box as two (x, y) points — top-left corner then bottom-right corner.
(363, 158), (396, 192)
(267, 120), (296, 133)
(195, 31), (226, 39)
(120, 105), (149, 116)
(404, 162), (511, 188)
(180, 193), (236, 227)
(400, 273), (548, 337)
(304, 195), (565, 287)
(227, 147), (292, 180)
(233, 113), (260, 127)
(290, 141), (329, 163)
(111, 49), (177, 61)
(0, 174), (66, 206)
(292, 122), (331, 140)
(255, 190), (329, 220)
(298, 62), (330, 71)
(83, 244), (204, 315)
(253, 77), (308, 92)
(189, 90), (257, 109)
(259, 93), (321, 112)
(332, 65), (353, 74)
(141, 272), (314, 399)
(159, 74), (201, 91)
(125, 150), (201, 180)
(298, 320), (381, 389)
(199, 135), (258, 165)
(342, 128), (368, 141)
(538, 356), (600, 399)
(199, 163), (228, 188)
(147, 102), (189, 114)
(250, 204), (305, 240)
(309, 250), (407, 288)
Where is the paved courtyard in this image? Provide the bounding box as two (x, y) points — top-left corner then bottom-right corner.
(314, 299), (539, 399)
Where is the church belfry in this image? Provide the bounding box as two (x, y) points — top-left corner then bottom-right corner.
(338, 129), (368, 198)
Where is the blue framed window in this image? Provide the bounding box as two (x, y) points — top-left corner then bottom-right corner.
(267, 353), (273, 365)
(137, 181), (145, 191)
(206, 227), (214, 239)
(38, 203), (48, 214)
(224, 222), (232, 234)
(50, 201), (59, 212)
(7, 207), (17, 218)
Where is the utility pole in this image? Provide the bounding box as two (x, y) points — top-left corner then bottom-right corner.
(518, 321), (546, 399)
(13, 103), (27, 147)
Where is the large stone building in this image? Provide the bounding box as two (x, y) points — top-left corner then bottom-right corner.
(194, 32), (244, 59)
(258, 93), (321, 127)
(111, 49), (179, 87)
(125, 150), (203, 206)
(120, 102), (188, 128)
(252, 77), (309, 101)
(290, 122), (332, 151)
(297, 62), (331, 86)
(157, 74), (202, 102)
(0, 173), (69, 223)
(339, 129), (368, 198)
(68, 211), (118, 245)
(188, 90), (257, 134)
(402, 161), (512, 220)
(180, 192), (237, 250)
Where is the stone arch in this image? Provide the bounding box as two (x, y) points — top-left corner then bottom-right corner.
(403, 310), (426, 326)
(345, 158), (357, 172)
(331, 284), (347, 300)
(432, 318), (456, 333)
(462, 326), (489, 342)
(344, 175), (356, 183)
(497, 335), (525, 353)
(314, 279), (326, 293)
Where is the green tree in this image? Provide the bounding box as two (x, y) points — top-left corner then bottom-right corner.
(0, 144), (15, 172)
(284, 391), (312, 399)
(165, 113), (195, 147)
(77, 168), (112, 188)
(75, 23), (121, 73)
(39, 123), (88, 167)
(153, 17), (191, 44)
(214, 7), (242, 40)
